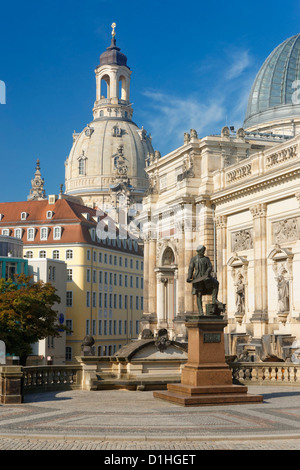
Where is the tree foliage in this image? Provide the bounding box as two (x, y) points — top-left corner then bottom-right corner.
(0, 274), (66, 364)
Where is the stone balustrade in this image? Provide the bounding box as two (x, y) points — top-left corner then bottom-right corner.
(3, 361), (300, 404)
(229, 362), (300, 385)
(22, 365), (83, 394)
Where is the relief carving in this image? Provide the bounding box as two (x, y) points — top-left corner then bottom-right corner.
(231, 229), (253, 252)
(273, 217), (299, 243)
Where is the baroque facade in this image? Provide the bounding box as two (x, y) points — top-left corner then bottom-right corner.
(138, 33), (300, 362)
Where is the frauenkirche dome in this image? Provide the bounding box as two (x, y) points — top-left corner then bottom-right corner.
(64, 25), (154, 210)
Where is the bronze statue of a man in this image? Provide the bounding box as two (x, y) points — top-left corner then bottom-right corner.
(187, 245), (222, 315)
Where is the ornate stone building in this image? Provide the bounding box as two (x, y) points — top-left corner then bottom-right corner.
(64, 25), (154, 218)
(138, 33), (300, 362)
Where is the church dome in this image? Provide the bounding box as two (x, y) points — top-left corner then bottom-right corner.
(244, 33), (300, 132)
(65, 26), (155, 209)
(65, 117), (154, 207)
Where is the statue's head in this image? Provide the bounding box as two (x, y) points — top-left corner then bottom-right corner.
(196, 245), (206, 256)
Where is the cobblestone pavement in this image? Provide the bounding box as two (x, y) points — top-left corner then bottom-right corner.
(2, 386), (300, 450)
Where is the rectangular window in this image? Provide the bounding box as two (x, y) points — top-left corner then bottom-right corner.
(99, 271), (103, 284)
(27, 228), (35, 241)
(87, 269), (90, 283)
(136, 260), (139, 270)
(130, 295), (133, 309)
(125, 258), (128, 268)
(86, 291), (90, 307)
(104, 272), (108, 284)
(130, 276), (133, 288)
(114, 256), (117, 266)
(109, 320), (112, 335)
(109, 293), (112, 308)
(66, 250), (73, 259)
(119, 320), (122, 334)
(53, 227), (61, 240)
(66, 319), (73, 336)
(92, 292), (96, 308)
(92, 319), (96, 336)
(130, 259), (133, 269)
(99, 292), (102, 308)
(93, 270), (97, 283)
(86, 319), (90, 335)
(119, 294), (122, 309)
(87, 250), (91, 260)
(53, 250), (60, 260)
(104, 293), (107, 308)
(40, 227), (48, 240)
(136, 277), (139, 288)
(136, 320), (139, 335)
(119, 257), (122, 267)
(98, 319), (102, 335)
(136, 296), (139, 310)
(114, 294), (117, 309)
(119, 274), (122, 286)
(113, 320), (117, 335)
(124, 294), (128, 309)
(125, 275), (128, 287)
(104, 320), (107, 335)
(141, 296), (144, 310)
(66, 291), (73, 307)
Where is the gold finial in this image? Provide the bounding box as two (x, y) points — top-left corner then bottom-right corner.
(111, 22), (116, 37)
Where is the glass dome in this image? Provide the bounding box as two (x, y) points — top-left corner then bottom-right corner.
(244, 33), (300, 130)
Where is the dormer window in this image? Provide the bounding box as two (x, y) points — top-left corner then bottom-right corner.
(21, 212), (28, 220)
(0, 214), (4, 221)
(27, 228), (35, 241)
(82, 213), (90, 220)
(46, 211), (54, 219)
(90, 228), (96, 241)
(53, 226), (62, 240)
(2, 229), (10, 236)
(40, 227), (49, 240)
(14, 228), (22, 239)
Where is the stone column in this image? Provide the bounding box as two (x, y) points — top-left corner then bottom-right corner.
(250, 203), (268, 332)
(215, 215), (227, 306)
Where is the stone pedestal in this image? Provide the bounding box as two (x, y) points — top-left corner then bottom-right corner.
(0, 366), (23, 404)
(153, 315), (263, 406)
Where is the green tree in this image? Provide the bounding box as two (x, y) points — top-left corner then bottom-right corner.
(0, 274), (67, 365)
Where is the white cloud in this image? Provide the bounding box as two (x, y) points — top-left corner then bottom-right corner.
(140, 48), (258, 155)
(141, 90), (226, 154)
(225, 49), (252, 80)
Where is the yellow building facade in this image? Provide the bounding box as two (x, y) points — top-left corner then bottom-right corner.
(0, 195), (144, 363)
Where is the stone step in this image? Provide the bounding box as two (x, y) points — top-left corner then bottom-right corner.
(153, 389), (264, 406)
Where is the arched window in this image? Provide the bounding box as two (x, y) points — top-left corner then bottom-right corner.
(119, 75), (127, 101)
(100, 74), (110, 99)
(39, 250), (46, 258)
(52, 250), (60, 259)
(25, 251), (33, 258)
(66, 249), (73, 259)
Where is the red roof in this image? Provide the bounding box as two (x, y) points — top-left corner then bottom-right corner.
(0, 198), (143, 255)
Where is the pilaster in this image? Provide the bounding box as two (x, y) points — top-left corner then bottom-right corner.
(250, 203), (268, 330)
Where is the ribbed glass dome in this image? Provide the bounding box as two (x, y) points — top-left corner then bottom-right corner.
(244, 33), (300, 130)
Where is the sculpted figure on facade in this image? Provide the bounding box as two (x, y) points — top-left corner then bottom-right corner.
(187, 245), (222, 315)
(277, 274), (289, 313)
(235, 276), (245, 315)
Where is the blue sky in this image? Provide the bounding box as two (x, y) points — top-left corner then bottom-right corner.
(1, 0), (300, 202)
